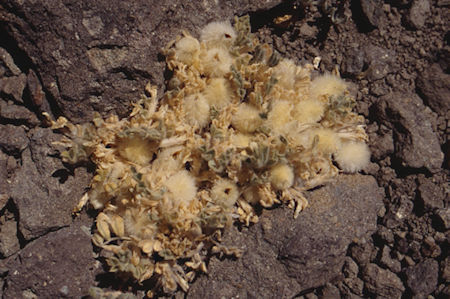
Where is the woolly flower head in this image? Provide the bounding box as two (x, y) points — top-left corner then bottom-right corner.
(313, 128), (341, 154)
(292, 99), (325, 124)
(231, 103), (263, 133)
(164, 170), (197, 207)
(267, 100), (293, 133)
(273, 59), (297, 90)
(175, 35), (200, 65)
(183, 93), (210, 128)
(116, 136), (157, 165)
(210, 178), (239, 209)
(203, 77), (232, 109)
(334, 141), (370, 173)
(269, 163), (294, 190)
(310, 74), (347, 101)
(201, 47), (233, 77)
(200, 21), (236, 48)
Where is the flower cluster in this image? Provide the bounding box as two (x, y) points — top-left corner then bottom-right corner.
(49, 15), (369, 297)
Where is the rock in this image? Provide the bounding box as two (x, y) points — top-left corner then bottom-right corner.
(0, 151), (12, 208)
(434, 208), (450, 230)
(3, 222), (97, 298)
(0, 73), (27, 102)
(0, 99), (40, 126)
(380, 246), (401, 273)
(376, 226), (395, 245)
(416, 64), (450, 117)
(10, 128), (91, 240)
(0, 214), (20, 258)
(404, 259), (439, 297)
(343, 257), (359, 278)
(362, 263), (405, 298)
(421, 236), (441, 258)
(442, 257), (450, 282)
(384, 196), (414, 229)
(370, 130), (394, 160)
(1, 0), (282, 123)
(187, 175), (383, 298)
(0, 124), (28, 155)
(360, 0), (384, 28)
(341, 47), (365, 77)
(342, 277), (364, 296)
(26, 69), (45, 107)
(406, 0), (431, 29)
(0, 47), (21, 76)
(349, 239), (375, 266)
(417, 177), (444, 211)
(298, 23), (318, 39)
(319, 283), (340, 299)
(375, 92), (444, 172)
(363, 45), (396, 81)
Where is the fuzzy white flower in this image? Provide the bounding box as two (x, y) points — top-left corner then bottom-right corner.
(310, 74), (347, 100)
(231, 103), (263, 133)
(203, 78), (232, 109)
(201, 47), (233, 77)
(292, 99), (325, 124)
(175, 35), (200, 65)
(269, 163), (294, 190)
(334, 141), (370, 172)
(210, 178), (239, 209)
(164, 170), (197, 206)
(200, 21), (236, 48)
(183, 93), (210, 128)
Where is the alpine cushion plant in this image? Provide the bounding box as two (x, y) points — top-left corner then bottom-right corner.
(48, 15), (370, 297)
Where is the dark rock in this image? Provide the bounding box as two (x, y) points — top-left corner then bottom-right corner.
(362, 263), (405, 298)
(384, 196), (414, 229)
(0, 213), (20, 257)
(360, 0), (384, 28)
(417, 177), (444, 211)
(26, 69), (45, 107)
(438, 46), (450, 72)
(0, 99), (40, 125)
(298, 23), (318, 39)
(0, 47), (21, 76)
(349, 240), (375, 266)
(3, 222), (97, 298)
(404, 259), (438, 297)
(363, 45), (396, 81)
(0, 151), (11, 208)
(1, 0), (282, 123)
(0, 124), (28, 155)
(370, 130), (394, 160)
(421, 236), (441, 258)
(442, 257), (450, 282)
(343, 257), (359, 278)
(434, 208), (450, 230)
(343, 277), (364, 296)
(416, 64), (450, 117)
(406, 0), (431, 29)
(10, 128), (91, 240)
(380, 246), (402, 273)
(188, 175), (383, 297)
(278, 175), (382, 290)
(341, 47), (365, 77)
(376, 226), (395, 245)
(375, 92), (444, 172)
(319, 283), (340, 299)
(0, 73), (27, 102)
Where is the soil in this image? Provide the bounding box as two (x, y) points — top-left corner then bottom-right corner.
(0, 0), (448, 298)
